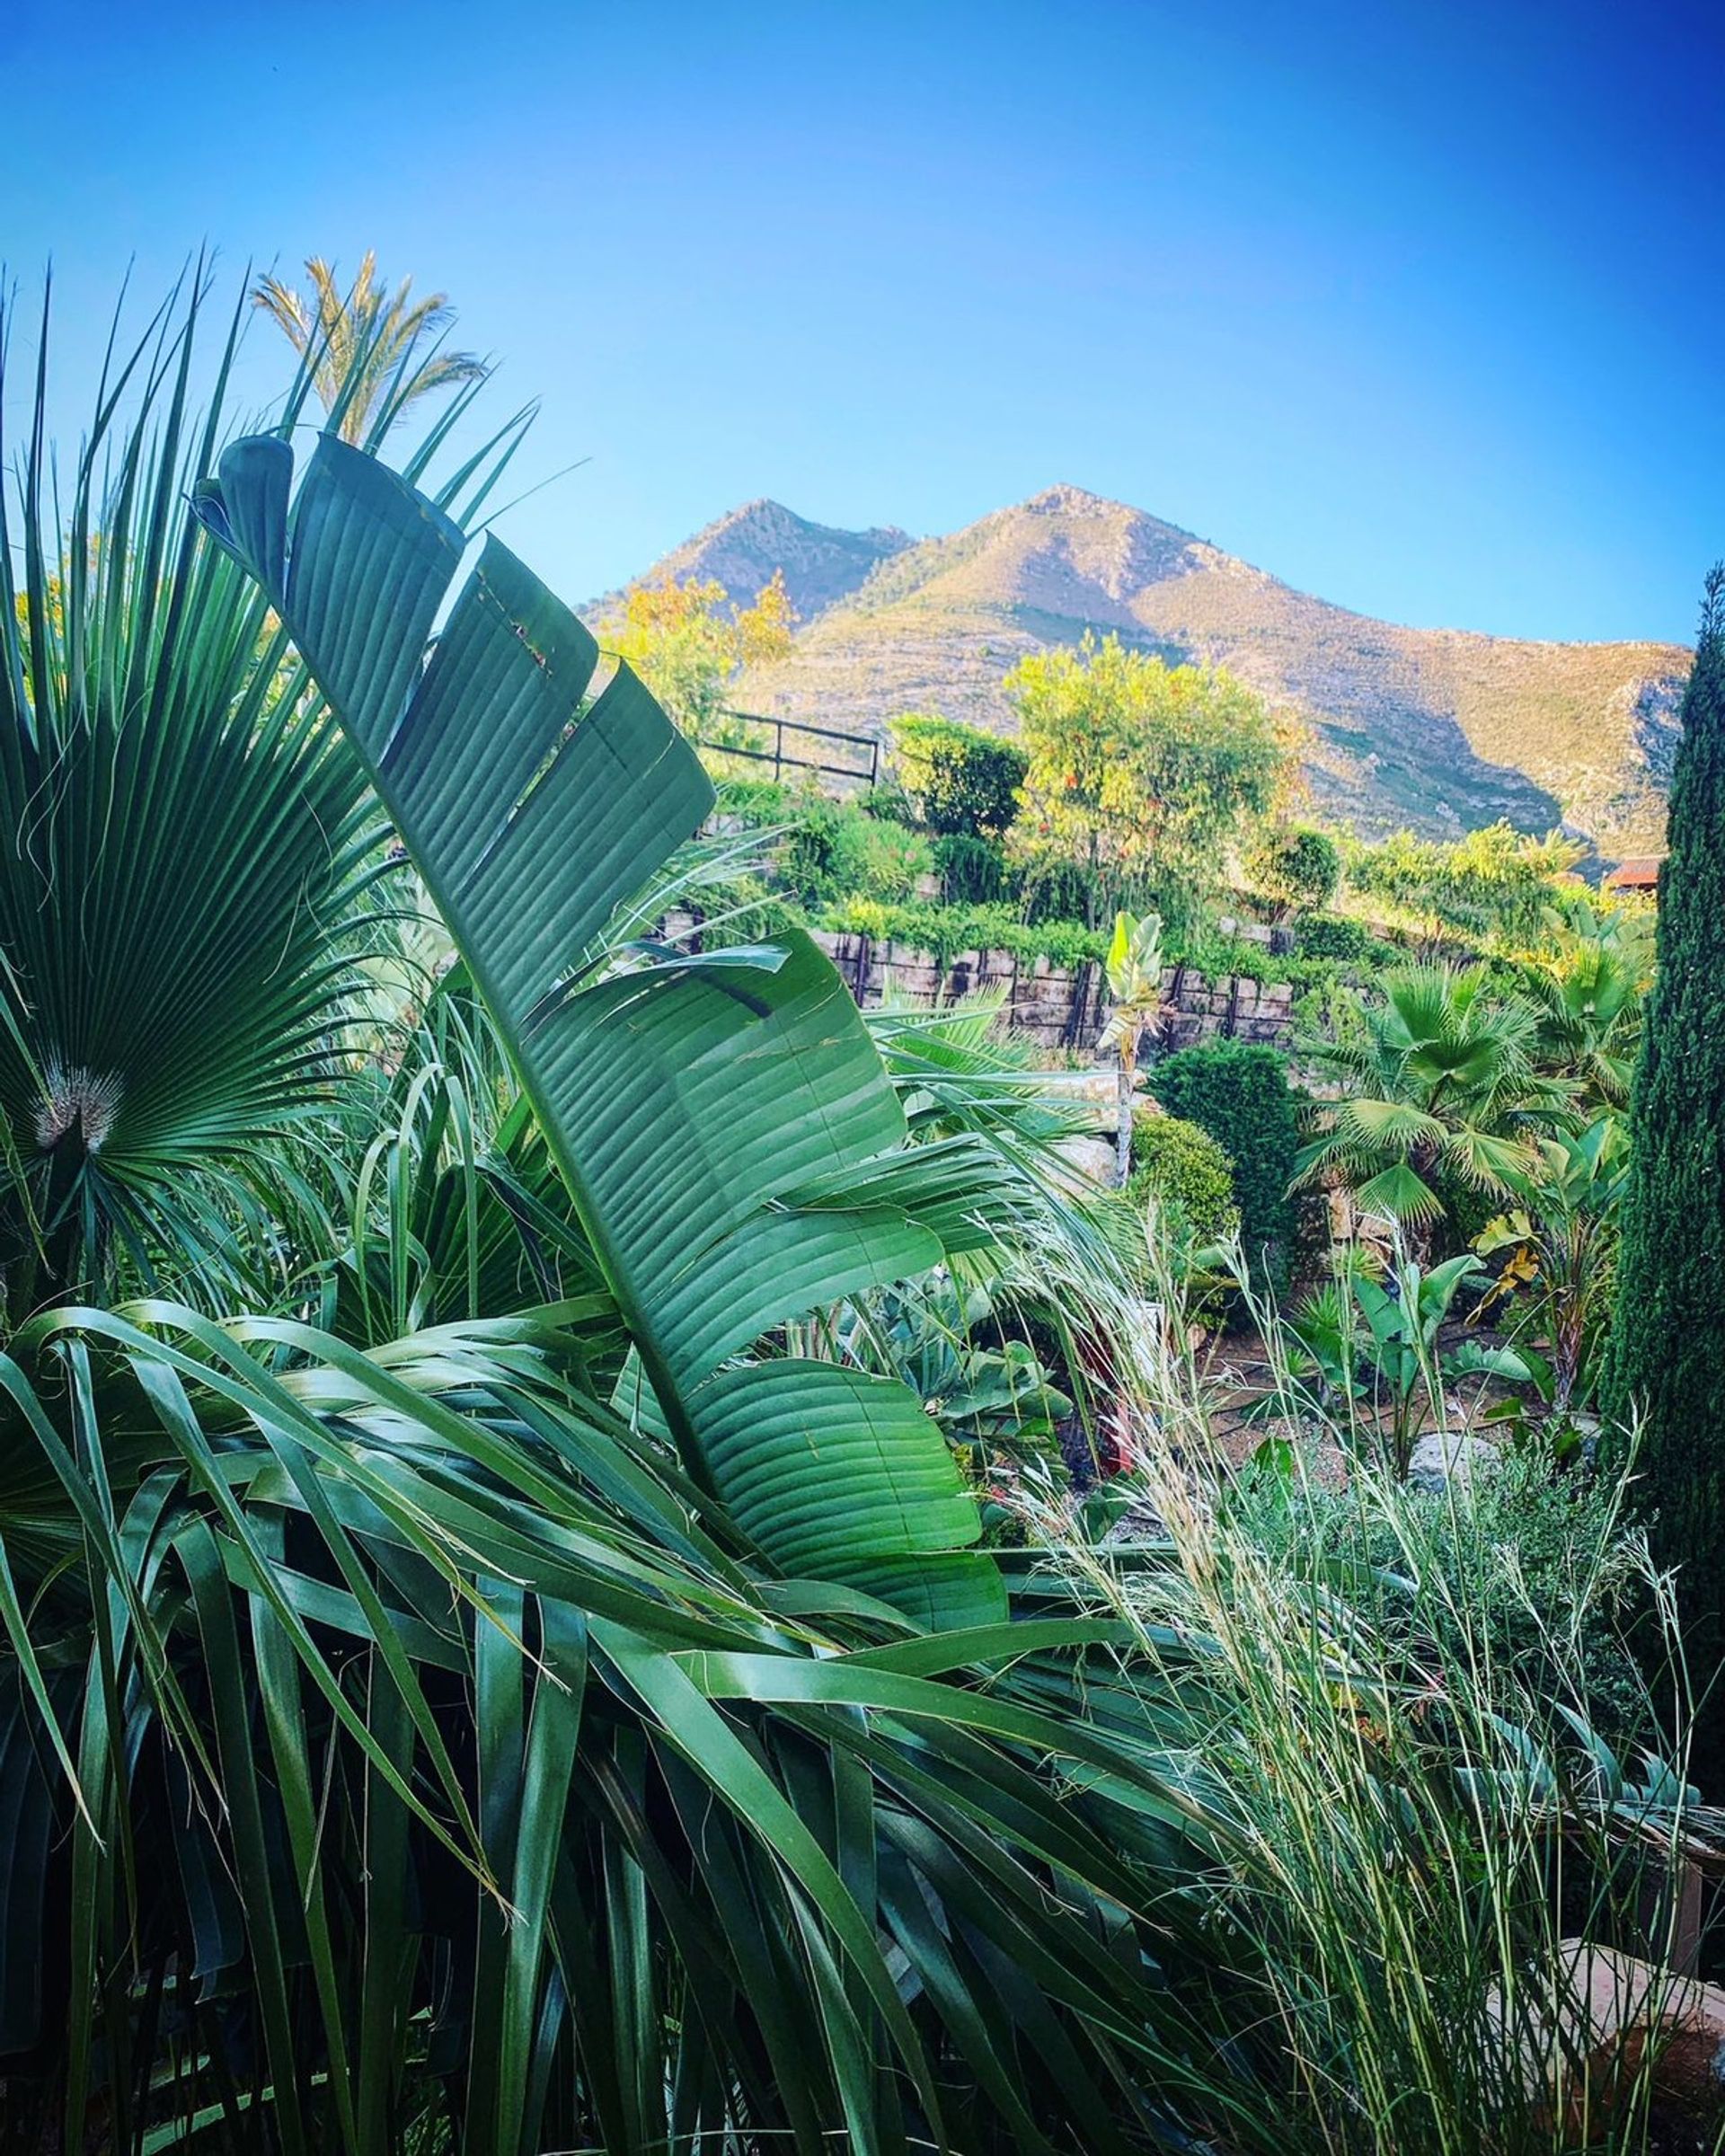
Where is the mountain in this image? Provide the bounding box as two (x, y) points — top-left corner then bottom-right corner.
(614, 498), (915, 623)
(616, 484), (1692, 853)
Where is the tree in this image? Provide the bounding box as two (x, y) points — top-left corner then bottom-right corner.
(1342, 822), (1587, 955)
(1606, 565), (1725, 1779)
(889, 712), (1028, 838)
(1295, 966), (1560, 1243)
(1098, 910), (1168, 1185)
(597, 570), (794, 744)
(1006, 633), (1288, 923)
(252, 250), (488, 445)
(1247, 824), (1341, 922)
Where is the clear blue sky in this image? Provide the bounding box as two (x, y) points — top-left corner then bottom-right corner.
(6, 0), (1721, 644)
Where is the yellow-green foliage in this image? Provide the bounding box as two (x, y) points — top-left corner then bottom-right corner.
(1128, 1110), (1240, 1245)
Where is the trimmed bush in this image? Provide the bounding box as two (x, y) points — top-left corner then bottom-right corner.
(889, 712), (1028, 839)
(1151, 1040), (1300, 1291)
(1128, 1111), (1240, 1246)
(1246, 825), (1342, 918)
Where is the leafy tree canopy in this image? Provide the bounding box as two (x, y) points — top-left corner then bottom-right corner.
(597, 571), (795, 741)
(889, 711), (1028, 839)
(1005, 633), (1289, 904)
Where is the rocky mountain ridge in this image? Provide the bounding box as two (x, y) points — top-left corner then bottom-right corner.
(612, 483), (1690, 853)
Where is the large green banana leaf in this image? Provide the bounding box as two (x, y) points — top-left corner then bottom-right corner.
(194, 436), (1004, 1628)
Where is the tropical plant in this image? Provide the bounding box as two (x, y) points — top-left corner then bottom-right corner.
(0, 276), (1263, 2156)
(1606, 564), (1725, 1786)
(1516, 895), (1650, 1111)
(1474, 1112), (1631, 1414)
(1099, 909), (1167, 1186)
(1296, 966), (1560, 1241)
(252, 249), (490, 446)
(0, 277), (402, 1318)
(1280, 1250), (1530, 1479)
(170, 410), (1265, 2149)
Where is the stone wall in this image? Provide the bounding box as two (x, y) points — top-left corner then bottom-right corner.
(807, 930), (1293, 1054)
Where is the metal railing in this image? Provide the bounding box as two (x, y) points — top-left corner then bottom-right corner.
(696, 711), (880, 791)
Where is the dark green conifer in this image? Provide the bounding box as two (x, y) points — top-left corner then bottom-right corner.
(1607, 565), (1725, 1777)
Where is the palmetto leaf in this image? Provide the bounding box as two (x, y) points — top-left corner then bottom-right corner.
(1351, 1163), (1446, 1224)
(0, 278), (386, 1311)
(194, 433), (1004, 1626)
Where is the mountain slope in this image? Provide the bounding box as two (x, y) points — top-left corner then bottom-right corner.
(618, 497), (914, 623)
(625, 485), (1692, 853)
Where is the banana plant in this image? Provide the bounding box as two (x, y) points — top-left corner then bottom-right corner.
(193, 430), (1004, 1628)
(1099, 909), (1168, 1187)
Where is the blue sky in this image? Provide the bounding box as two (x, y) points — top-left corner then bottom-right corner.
(5, 0), (1721, 644)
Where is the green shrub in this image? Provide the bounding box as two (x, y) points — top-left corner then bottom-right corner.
(1128, 1111), (1240, 1245)
(1152, 1040), (1300, 1291)
(888, 712), (1027, 839)
(1296, 912), (1397, 967)
(1228, 1445), (1651, 1749)
(933, 831), (1012, 906)
(1246, 825), (1341, 918)
(1018, 853), (1101, 925)
(817, 897), (1106, 971)
(713, 776), (792, 827)
(779, 794), (933, 906)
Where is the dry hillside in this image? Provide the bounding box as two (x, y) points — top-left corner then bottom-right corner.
(615, 484), (1690, 854)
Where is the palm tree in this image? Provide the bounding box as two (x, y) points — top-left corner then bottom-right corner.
(252, 249), (488, 446)
(1517, 895), (1651, 1111)
(1296, 964), (1561, 1238)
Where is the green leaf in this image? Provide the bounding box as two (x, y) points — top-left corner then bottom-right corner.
(199, 434), (999, 1625)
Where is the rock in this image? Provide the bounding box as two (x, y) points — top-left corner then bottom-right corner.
(1495, 1940), (1725, 2132)
(1406, 1428), (1499, 1493)
(1052, 1135), (1119, 1187)
(1042, 1067), (1142, 1129)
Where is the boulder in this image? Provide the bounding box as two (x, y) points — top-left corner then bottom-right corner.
(1496, 1940), (1725, 2134)
(1406, 1428), (1499, 1493)
(1052, 1135), (1119, 1187)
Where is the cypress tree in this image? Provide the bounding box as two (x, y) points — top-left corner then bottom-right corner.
(1607, 564), (1725, 1778)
